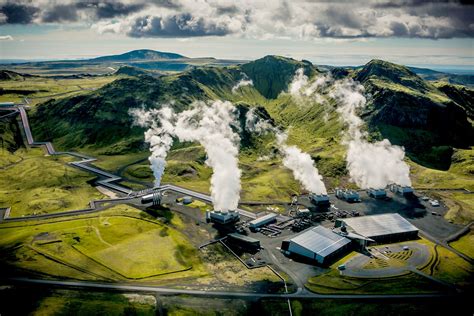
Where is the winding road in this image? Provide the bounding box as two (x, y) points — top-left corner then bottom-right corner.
(1, 104), (256, 220)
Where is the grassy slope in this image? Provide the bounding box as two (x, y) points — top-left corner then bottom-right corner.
(0, 75), (120, 105)
(0, 147), (105, 217)
(0, 204), (205, 282)
(450, 228), (474, 259)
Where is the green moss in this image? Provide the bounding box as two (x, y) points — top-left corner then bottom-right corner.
(0, 148), (106, 217)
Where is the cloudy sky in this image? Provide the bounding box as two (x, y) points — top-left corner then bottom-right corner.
(0, 0), (473, 69)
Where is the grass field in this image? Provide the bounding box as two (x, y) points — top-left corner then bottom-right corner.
(429, 244), (473, 287)
(450, 228), (474, 259)
(0, 205), (206, 282)
(0, 75), (120, 105)
(0, 148), (105, 217)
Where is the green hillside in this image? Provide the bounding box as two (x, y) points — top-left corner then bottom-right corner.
(354, 59), (473, 169)
(18, 55), (473, 204)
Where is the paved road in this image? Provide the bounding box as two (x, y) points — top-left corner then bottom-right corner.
(6, 277), (454, 299)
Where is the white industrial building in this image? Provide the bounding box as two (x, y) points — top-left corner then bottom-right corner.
(335, 213), (418, 243)
(281, 226), (351, 265)
(249, 213), (277, 231)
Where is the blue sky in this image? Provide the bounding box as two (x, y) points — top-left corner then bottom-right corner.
(0, 1), (473, 69)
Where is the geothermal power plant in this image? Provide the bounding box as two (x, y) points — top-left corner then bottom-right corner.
(133, 72), (423, 268)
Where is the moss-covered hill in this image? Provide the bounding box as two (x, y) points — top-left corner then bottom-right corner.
(353, 59), (473, 169)
(25, 55), (473, 195)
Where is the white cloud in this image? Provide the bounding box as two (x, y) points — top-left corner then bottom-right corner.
(2, 1), (472, 40)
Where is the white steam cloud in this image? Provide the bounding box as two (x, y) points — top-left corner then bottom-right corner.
(172, 100), (241, 211)
(288, 68), (331, 104)
(245, 108), (327, 195)
(130, 106), (175, 187)
(131, 100), (241, 211)
(232, 73), (253, 93)
(276, 132), (327, 195)
(330, 79), (411, 189)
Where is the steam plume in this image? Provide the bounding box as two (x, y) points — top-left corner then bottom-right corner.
(132, 101), (242, 211)
(276, 132), (327, 195)
(288, 68), (331, 104)
(129, 106), (175, 186)
(232, 73), (253, 93)
(330, 79), (411, 189)
(172, 100), (242, 211)
(245, 109), (327, 195)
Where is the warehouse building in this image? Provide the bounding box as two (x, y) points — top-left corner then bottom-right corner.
(281, 226), (351, 265)
(249, 213), (277, 231)
(335, 213), (418, 244)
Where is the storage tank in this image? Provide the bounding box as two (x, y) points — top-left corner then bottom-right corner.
(141, 192), (161, 206)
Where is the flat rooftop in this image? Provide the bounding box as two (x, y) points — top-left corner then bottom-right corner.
(289, 226), (351, 258)
(339, 213), (418, 238)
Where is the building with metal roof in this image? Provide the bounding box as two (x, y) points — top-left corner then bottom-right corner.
(281, 226), (351, 265)
(249, 213), (277, 230)
(335, 213), (418, 243)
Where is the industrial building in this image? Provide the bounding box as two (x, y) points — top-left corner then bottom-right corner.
(227, 233), (261, 250)
(389, 184), (414, 196)
(206, 210), (240, 224)
(281, 226), (352, 265)
(310, 194), (330, 206)
(335, 188), (360, 202)
(249, 213), (277, 231)
(335, 213), (419, 243)
(367, 188), (387, 199)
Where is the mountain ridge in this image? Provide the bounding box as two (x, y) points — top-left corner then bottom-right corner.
(91, 49), (187, 62)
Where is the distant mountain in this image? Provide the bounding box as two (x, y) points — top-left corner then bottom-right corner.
(408, 66), (474, 86)
(0, 70), (35, 81)
(90, 49), (187, 62)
